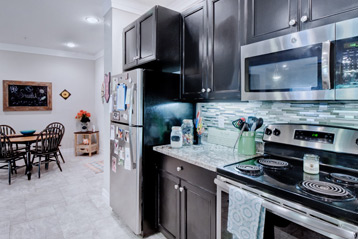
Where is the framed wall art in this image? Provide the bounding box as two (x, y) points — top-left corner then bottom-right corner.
(3, 80), (52, 111)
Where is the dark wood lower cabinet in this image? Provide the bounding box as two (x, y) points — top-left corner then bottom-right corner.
(156, 154), (216, 239)
(180, 181), (216, 239)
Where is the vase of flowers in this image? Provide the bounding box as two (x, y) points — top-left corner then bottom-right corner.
(75, 110), (91, 132)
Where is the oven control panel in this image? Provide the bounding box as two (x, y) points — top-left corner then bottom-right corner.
(294, 130), (334, 144)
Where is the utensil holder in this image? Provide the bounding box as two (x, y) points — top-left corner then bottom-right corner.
(238, 132), (256, 155)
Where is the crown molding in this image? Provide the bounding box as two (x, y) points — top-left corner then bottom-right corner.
(104, 0), (151, 16)
(167, 0), (202, 12)
(0, 43), (98, 60)
(95, 49), (104, 60)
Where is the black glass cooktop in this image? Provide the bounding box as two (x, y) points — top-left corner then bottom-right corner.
(217, 154), (358, 225)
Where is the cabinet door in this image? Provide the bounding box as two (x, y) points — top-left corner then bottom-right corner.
(138, 7), (157, 65)
(208, 0), (240, 100)
(245, 0), (298, 44)
(182, 1), (207, 100)
(180, 180), (216, 239)
(158, 171), (180, 239)
(123, 22), (138, 70)
(301, 0), (358, 30)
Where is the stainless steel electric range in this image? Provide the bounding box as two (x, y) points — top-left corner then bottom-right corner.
(216, 124), (358, 239)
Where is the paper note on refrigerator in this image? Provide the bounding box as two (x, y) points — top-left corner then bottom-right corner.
(112, 157), (117, 173)
(124, 147), (132, 170)
(116, 84), (126, 111)
(110, 125), (115, 140)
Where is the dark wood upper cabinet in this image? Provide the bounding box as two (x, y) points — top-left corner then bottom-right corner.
(182, 1), (207, 100)
(208, 0), (241, 99)
(181, 0), (241, 101)
(245, 0), (298, 44)
(300, 0), (358, 30)
(123, 23), (138, 70)
(123, 6), (180, 71)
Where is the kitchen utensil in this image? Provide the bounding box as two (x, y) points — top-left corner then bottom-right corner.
(247, 116), (258, 131)
(254, 118), (264, 131)
(232, 118), (246, 130)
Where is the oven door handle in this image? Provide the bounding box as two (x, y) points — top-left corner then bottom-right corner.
(321, 40), (332, 90)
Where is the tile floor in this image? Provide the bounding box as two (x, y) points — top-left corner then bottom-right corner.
(0, 152), (165, 239)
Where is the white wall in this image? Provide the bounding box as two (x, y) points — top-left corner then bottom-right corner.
(0, 50), (95, 151)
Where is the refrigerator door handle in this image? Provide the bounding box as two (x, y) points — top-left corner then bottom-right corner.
(128, 83), (136, 127)
(128, 126), (136, 170)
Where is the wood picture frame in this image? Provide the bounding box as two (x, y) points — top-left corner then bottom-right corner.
(3, 80), (52, 111)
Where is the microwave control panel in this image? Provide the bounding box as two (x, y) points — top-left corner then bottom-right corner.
(336, 38), (358, 88)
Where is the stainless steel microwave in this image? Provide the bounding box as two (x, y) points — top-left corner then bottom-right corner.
(241, 24), (336, 101)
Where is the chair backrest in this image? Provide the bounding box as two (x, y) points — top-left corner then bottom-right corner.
(35, 127), (63, 154)
(46, 122), (65, 141)
(0, 133), (13, 158)
(0, 125), (16, 135)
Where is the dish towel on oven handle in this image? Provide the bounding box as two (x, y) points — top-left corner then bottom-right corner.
(227, 185), (266, 239)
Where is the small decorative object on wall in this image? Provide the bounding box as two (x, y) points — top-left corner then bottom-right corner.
(104, 72), (111, 103)
(60, 89), (71, 100)
(3, 80), (52, 111)
(75, 110), (91, 132)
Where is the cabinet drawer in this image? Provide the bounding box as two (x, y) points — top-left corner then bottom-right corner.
(156, 153), (216, 194)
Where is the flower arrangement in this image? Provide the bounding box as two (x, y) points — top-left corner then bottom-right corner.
(75, 110), (91, 123)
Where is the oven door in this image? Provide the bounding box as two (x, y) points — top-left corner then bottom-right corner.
(336, 18), (358, 100)
(215, 177), (358, 239)
(241, 24), (335, 101)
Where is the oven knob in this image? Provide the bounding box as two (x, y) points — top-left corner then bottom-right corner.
(273, 129), (281, 136)
(265, 128), (272, 136)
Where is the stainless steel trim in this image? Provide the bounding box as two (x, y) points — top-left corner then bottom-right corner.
(241, 24), (335, 101)
(336, 17), (358, 40)
(336, 88), (358, 100)
(263, 124), (358, 155)
(215, 176), (358, 239)
(321, 41), (332, 90)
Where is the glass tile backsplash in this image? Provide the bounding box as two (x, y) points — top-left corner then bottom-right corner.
(198, 102), (358, 140)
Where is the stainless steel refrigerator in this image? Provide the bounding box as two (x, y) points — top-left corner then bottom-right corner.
(109, 69), (193, 236)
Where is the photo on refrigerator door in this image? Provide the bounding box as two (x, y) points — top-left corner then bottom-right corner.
(111, 157), (117, 173)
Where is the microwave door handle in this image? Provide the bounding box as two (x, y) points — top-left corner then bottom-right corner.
(321, 41), (332, 90)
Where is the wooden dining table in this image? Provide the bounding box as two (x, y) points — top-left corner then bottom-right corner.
(9, 134), (39, 180)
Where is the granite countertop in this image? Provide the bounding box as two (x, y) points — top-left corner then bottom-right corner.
(153, 142), (262, 172)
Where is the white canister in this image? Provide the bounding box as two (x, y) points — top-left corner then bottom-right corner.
(170, 126), (183, 148)
(303, 154), (320, 174)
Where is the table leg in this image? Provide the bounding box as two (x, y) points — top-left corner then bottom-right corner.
(25, 142), (32, 180)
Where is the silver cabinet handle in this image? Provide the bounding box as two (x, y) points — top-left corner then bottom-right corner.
(177, 166), (182, 172)
(174, 185), (179, 190)
(207, 88), (212, 93)
(289, 19), (296, 26)
(201, 88), (206, 93)
(301, 15), (308, 23)
(179, 187), (184, 192)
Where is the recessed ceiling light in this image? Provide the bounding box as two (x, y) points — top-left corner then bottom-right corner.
(85, 17), (100, 24)
(66, 42), (76, 48)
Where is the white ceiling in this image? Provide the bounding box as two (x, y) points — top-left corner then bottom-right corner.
(0, 0), (198, 60)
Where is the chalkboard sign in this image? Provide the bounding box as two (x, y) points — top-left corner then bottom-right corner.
(3, 80), (52, 111)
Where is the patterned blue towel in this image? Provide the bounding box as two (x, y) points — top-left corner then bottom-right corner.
(227, 185), (266, 239)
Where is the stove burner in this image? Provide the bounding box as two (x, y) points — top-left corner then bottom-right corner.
(235, 165), (262, 176)
(298, 180), (355, 201)
(258, 159), (289, 169)
(330, 173), (358, 185)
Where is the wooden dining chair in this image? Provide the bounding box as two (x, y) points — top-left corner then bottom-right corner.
(0, 125), (16, 135)
(0, 133), (27, 184)
(46, 122), (65, 163)
(31, 127), (63, 178)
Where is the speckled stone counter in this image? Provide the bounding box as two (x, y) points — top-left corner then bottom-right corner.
(153, 142), (262, 172)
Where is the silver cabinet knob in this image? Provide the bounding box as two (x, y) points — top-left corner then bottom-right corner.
(179, 187), (184, 192)
(289, 19), (296, 26)
(300, 15), (308, 23)
(177, 166), (182, 172)
(174, 184), (179, 190)
(207, 88), (212, 93)
(201, 88), (206, 93)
